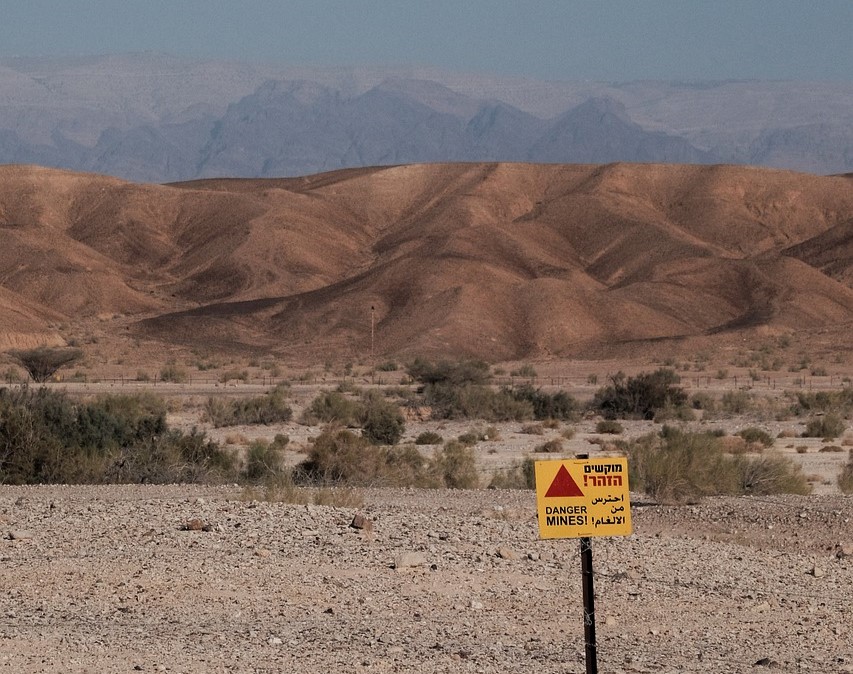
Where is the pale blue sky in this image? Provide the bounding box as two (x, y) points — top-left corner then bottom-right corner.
(1, 0), (850, 81)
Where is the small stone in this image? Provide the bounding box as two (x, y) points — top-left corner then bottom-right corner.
(182, 518), (206, 531)
(754, 656), (781, 667)
(268, 637), (282, 646)
(808, 566), (825, 578)
(527, 551), (540, 561)
(835, 543), (853, 558)
(253, 549), (271, 558)
(8, 530), (34, 541)
(497, 546), (518, 560)
(350, 513), (373, 533)
(468, 599), (484, 610)
(394, 552), (427, 569)
(605, 616), (617, 626)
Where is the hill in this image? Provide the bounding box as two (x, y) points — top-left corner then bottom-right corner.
(0, 162), (851, 364)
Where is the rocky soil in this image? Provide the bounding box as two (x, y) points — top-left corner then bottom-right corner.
(1, 485), (851, 673)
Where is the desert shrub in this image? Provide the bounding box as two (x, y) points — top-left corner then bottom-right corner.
(219, 369), (249, 383)
(376, 361), (398, 372)
(736, 427), (774, 448)
(592, 369), (687, 420)
(296, 429), (430, 487)
(690, 393), (716, 412)
(793, 390), (853, 416)
(628, 428), (810, 503)
(8, 347), (83, 383)
(731, 454), (810, 495)
(534, 439), (564, 453)
(414, 431), (443, 445)
(720, 390), (753, 415)
(803, 414), (846, 440)
(839, 451), (853, 494)
(510, 364), (537, 378)
(457, 430), (480, 446)
(819, 445), (844, 453)
(107, 429), (236, 484)
(271, 433), (290, 449)
(242, 439), (286, 483)
(159, 360), (187, 383)
(0, 387), (234, 484)
(359, 396), (405, 445)
(488, 457), (535, 490)
(430, 441), (479, 489)
(407, 358), (490, 386)
(596, 420), (624, 434)
(508, 385), (578, 421)
(422, 382), (532, 421)
(302, 390), (361, 425)
(520, 423), (544, 435)
(205, 386), (293, 427)
(562, 427), (576, 440)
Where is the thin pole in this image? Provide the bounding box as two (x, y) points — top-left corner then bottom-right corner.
(581, 536), (598, 674)
(370, 305), (376, 361)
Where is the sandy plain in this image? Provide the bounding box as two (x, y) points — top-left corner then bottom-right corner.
(2, 369), (852, 674)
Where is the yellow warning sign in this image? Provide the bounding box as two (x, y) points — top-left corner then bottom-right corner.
(534, 457), (632, 539)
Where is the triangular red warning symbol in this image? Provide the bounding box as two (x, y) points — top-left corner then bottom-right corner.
(545, 464), (584, 498)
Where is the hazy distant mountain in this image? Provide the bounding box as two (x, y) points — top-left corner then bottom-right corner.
(0, 54), (851, 181)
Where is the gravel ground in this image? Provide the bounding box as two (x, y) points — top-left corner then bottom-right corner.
(1, 485), (851, 673)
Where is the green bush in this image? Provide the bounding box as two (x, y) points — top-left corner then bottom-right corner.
(593, 369), (687, 420)
(205, 386), (293, 427)
(508, 385), (578, 421)
(431, 441), (479, 489)
(0, 387), (234, 484)
(302, 391), (361, 425)
(736, 427), (774, 447)
(422, 382), (533, 421)
(242, 439), (286, 483)
(359, 396), (405, 445)
(488, 457), (535, 490)
(407, 358), (490, 386)
(627, 427), (809, 504)
(720, 390), (753, 415)
(803, 414), (846, 440)
(296, 429), (431, 487)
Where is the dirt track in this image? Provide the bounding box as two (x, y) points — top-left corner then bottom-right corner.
(2, 485), (851, 673)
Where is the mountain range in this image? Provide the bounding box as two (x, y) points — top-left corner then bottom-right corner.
(0, 54), (851, 181)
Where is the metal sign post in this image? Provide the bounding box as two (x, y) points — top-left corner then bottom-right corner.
(534, 454), (631, 674)
(580, 536), (598, 674)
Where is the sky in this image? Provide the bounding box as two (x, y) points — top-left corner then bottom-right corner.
(0, 0), (851, 82)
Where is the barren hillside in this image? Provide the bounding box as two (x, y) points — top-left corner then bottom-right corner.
(0, 162), (851, 363)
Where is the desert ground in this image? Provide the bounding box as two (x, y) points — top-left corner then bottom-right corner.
(1, 365), (852, 673)
(2, 483), (852, 674)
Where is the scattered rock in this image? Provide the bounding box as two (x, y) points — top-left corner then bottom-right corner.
(350, 513), (373, 533)
(253, 549), (271, 558)
(8, 530), (34, 541)
(468, 599), (484, 610)
(808, 566), (825, 578)
(496, 546), (518, 560)
(181, 518), (211, 531)
(394, 552), (427, 569)
(753, 656), (781, 667)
